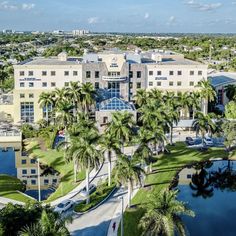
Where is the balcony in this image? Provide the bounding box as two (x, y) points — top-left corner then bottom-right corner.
(102, 75), (127, 82)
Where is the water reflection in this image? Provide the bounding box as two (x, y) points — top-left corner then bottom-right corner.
(0, 145), (60, 200)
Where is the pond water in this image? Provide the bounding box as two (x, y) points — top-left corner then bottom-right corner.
(176, 160), (236, 236)
(0, 146), (60, 201)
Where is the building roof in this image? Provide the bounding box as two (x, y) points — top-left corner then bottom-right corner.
(209, 72), (236, 87)
(98, 97), (135, 111)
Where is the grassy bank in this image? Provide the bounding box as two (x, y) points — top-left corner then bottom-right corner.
(74, 182), (116, 213)
(0, 191), (35, 203)
(119, 142), (231, 236)
(31, 149), (85, 202)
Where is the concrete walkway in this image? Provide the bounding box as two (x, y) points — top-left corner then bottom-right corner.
(0, 196), (25, 206)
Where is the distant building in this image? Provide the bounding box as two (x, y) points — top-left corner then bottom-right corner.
(2, 29), (14, 34)
(72, 29), (90, 36)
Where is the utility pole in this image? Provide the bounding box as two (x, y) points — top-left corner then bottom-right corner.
(37, 158), (41, 202)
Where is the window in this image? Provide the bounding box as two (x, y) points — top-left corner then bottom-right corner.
(42, 71), (47, 76)
(20, 94), (25, 98)
(198, 71), (203, 76)
(22, 169), (27, 174)
(51, 82), (56, 87)
(20, 71), (24, 76)
(21, 159), (27, 164)
(169, 81), (174, 86)
(21, 102), (34, 123)
(64, 71), (69, 76)
(157, 82), (161, 86)
(31, 169), (36, 174)
(189, 81), (194, 86)
(44, 179), (49, 185)
(95, 71), (99, 78)
(31, 180), (36, 185)
(190, 71), (194, 76)
(129, 71), (133, 78)
(73, 71), (78, 76)
(95, 82), (99, 89)
(149, 71), (153, 76)
(30, 159), (36, 164)
(157, 71), (162, 76)
(51, 71), (56, 76)
(149, 82), (153, 86)
(103, 116), (108, 124)
(29, 94), (34, 98)
(187, 174), (192, 179)
(169, 71), (174, 76)
(177, 71), (182, 76)
(42, 82), (47, 87)
(137, 71), (141, 78)
(28, 71), (33, 76)
(177, 81), (182, 86)
(86, 71), (91, 78)
(129, 82), (133, 89)
(52, 179), (57, 184)
(136, 82), (141, 89)
(20, 82), (25, 87)
(29, 82), (34, 87)
(64, 82), (69, 87)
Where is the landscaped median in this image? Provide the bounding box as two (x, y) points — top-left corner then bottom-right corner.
(119, 142), (234, 236)
(74, 182), (116, 213)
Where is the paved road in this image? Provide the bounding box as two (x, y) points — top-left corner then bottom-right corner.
(67, 188), (126, 236)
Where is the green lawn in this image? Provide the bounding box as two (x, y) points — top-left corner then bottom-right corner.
(0, 191), (35, 203)
(31, 149), (85, 202)
(119, 142), (231, 236)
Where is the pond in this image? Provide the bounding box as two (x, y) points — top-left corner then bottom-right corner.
(176, 160), (236, 236)
(0, 146), (60, 201)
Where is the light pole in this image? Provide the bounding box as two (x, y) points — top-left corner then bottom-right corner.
(37, 158), (41, 202)
(119, 196), (124, 236)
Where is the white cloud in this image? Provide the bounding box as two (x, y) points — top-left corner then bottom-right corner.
(167, 16), (176, 25)
(22, 3), (35, 10)
(185, 0), (222, 11)
(87, 17), (99, 24)
(232, 1), (236, 5)
(144, 12), (149, 19)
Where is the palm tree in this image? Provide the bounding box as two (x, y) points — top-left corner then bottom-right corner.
(179, 92), (193, 118)
(225, 84), (236, 101)
(148, 88), (163, 102)
(53, 88), (68, 107)
(38, 92), (54, 125)
(139, 189), (195, 236)
(192, 112), (215, 145)
(56, 100), (73, 130)
(134, 89), (148, 108)
(106, 111), (135, 153)
(197, 79), (216, 114)
(113, 155), (145, 207)
(80, 82), (97, 113)
(67, 81), (81, 118)
(19, 210), (71, 236)
(100, 132), (121, 186)
(150, 125), (166, 154)
(68, 130), (103, 203)
(190, 92), (201, 119)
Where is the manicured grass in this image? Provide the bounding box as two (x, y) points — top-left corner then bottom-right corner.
(119, 142), (230, 236)
(0, 191), (35, 203)
(74, 182), (116, 213)
(0, 175), (24, 192)
(30, 149), (85, 202)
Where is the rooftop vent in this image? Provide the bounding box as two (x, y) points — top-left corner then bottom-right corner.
(58, 52), (68, 61)
(151, 53), (163, 62)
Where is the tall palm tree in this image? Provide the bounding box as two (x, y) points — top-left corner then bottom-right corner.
(56, 100), (73, 130)
(192, 112), (215, 145)
(139, 189), (195, 236)
(113, 155), (145, 207)
(134, 89), (148, 108)
(67, 81), (81, 118)
(80, 82), (97, 113)
(106, 111), (135, 153)
(53, 88), (68, 107)
(148, 88), (163, 103)
(225, 84), (236, 101)
(38, 92), (54, 125)
(197, 79), (216, 114)
(69, 130), (103, 203)
(179, 92), (193, 118)
(190, 92), (201, 119)
(19, 210), (71, 236)
(100, 132), (121, 186)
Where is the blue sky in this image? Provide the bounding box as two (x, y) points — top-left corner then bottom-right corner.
(0, 0), (236, 33)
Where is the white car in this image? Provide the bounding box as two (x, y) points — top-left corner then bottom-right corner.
(204, 137), (214, 146)
(54, 199), (74, 214)
(80, 184), (96, 197)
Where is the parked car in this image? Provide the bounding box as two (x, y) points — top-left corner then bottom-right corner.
(204, 137), (214, 146)
(185, 137), (194, 145)
(54, 199), (74, 214)
(80, 184), (96, 197)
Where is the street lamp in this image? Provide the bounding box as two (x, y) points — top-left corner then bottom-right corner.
(37, 158), (41, 202)
(118, 196), (124, 236)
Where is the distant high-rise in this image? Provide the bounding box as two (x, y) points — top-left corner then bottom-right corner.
(2, 29), (14, 34)
(72, 29), (90, 36)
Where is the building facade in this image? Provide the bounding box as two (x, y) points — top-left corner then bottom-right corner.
(0, 50), (208, 126)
